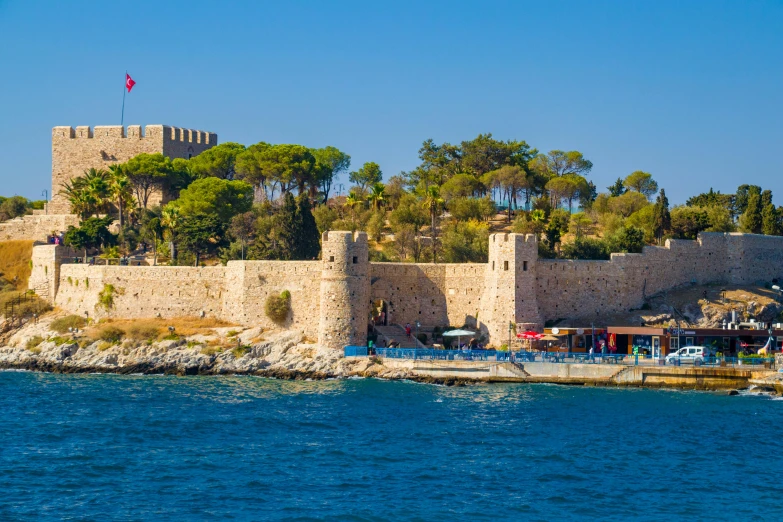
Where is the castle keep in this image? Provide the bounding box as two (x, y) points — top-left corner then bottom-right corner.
(49, 125), (218, 213)
(27, 231), (783, 348)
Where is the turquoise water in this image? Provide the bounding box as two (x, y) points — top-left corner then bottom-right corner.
(1, 372), (781, 521)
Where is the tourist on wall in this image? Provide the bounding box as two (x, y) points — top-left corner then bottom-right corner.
(405, 323), (411, 338)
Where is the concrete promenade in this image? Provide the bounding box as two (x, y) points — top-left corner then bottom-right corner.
(380, 358), (779, 390)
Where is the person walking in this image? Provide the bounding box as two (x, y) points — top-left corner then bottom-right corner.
(405, 323), (412, 339)
(589, 345), (594, 362)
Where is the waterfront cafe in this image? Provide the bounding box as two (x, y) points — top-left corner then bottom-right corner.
(607, 326), (783, 357)
(543, 327), (607, 353)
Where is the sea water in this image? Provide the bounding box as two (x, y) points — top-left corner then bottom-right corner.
(1, 372), (781, 521)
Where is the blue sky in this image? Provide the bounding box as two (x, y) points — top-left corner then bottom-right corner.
(0, 0), (781, 204)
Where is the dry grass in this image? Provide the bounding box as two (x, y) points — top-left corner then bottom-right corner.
(94, 316), (234, 338)
(0, 241), (34, 290)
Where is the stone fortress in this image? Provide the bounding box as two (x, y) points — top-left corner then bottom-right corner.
(1, 124), (217, 240)
(6, 124), (783, 348)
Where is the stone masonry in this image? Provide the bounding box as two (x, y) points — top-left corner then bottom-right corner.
(27, 231), (783, 349)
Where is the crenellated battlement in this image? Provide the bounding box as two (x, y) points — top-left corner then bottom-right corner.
(489, 232), (538, 244)
(52, 125), (217, 145)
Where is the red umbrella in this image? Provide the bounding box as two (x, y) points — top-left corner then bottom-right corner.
(517, 331), (543, 340)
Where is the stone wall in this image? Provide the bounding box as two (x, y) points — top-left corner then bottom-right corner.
(49, 125), (217, 214)
(28, 231), (783, 348)
(0, 214), (79, 242)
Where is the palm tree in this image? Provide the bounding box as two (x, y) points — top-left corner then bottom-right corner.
(108, 164), (133, 228)
(160, 206), (181, 263)
(60, 180), (91, 219)
(422, 185), (444, 263)
(343, 192), (362, 225)
(82, 168), (112, 216)
(366, 182), (386, 210)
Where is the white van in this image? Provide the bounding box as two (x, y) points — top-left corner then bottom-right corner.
(665, 346), (713, 365)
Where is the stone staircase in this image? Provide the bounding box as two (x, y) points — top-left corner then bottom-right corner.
(374, 325), (420, 348)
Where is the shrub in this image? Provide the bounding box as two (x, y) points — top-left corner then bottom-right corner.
(51, 314), (87, 334)
(231, 345), (251, 358)
(126, 323), (161, 341)
(26, 335), (44, 350)
(265, 290), (291, 324)
(97, 284), (118, 311)
(96, 325), (125, 343)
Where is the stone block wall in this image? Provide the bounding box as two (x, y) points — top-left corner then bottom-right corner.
(0, 214), (79, 242)
(27, 231), (783, 348)
(49, 125), (217, 214)
(55, 265), (227, 320)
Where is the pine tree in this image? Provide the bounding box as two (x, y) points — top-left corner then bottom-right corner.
(607, 178), (625, 197)
(652, 189), (671, 243)
(740, 186), (763, 234)
(295, 195), (321, 259)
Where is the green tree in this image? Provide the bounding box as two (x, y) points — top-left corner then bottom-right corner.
(234, 142), (272, 198)
(0, 196), (29, 221)
(530, 150), (593, 178)
(652, 189), (671, 243)
(63, 216), (116, 261)
(546, 174), (589, 213)
(440, 173), (481, 201)
(366, 182), (386, 210)
(440, 220), (490, 263)
(761, 189), (780, 235)
(568, 212), (593, 239)
(228, 211), (257, 260)
(623, 171), (658, 199)
(607, 178), (625, 197)
(188, 142), (246, 180)
(607, 191), (650, 217)
(296, 195), (321, 259)
(175, 213), (228, 266)
(349, 162), (383, 195)
(544, 209), (570, 250)
(312, 146), (351, 203)
(739, 186), (763, 234)
(172, 177), (253, 223)
(560, 237), (610, 260)
(312, 204), (338, 234)
(124, 153), (175, 209)
(107, 164), (133, 228)
(670, 206), (710, 239)
(607, 226), (645, 253)
(423, 185), (445, 262)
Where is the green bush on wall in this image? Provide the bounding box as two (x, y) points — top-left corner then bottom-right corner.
(265, 290), (291, 324)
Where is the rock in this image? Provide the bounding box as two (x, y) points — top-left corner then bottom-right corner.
(727, 389), (739, 396)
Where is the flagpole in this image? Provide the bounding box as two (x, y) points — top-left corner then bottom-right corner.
(121, 70), (127, 126)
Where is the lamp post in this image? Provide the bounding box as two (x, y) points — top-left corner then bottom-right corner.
(41, 190), (48, 215)
(415, 321), (420, 345)
(508, 321), (513, 362)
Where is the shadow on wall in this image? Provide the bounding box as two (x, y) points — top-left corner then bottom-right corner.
(370, 263), (483, 334)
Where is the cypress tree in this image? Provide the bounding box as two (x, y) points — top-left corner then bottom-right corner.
(740, 186), (763, 234)
(277, 192), (299, 260)
(652, 189), (671, 243)
(295, 195), (321, 259)
(761, 190), (780, 235)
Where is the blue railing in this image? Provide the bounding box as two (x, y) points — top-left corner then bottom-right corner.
(350, 348), (778, 369)
(344, 346), (368, 357)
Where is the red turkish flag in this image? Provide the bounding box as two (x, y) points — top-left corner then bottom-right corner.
(126, 73), (136, 92)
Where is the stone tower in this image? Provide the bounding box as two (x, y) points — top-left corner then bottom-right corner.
(49, 125), (218, 214)
(479, 233), (542, 345)
(318, 231), (371, 350)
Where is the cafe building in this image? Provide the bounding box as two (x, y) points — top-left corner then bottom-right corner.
(607, 326), (783, 357)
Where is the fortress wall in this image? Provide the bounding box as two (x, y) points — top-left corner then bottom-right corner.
(534, 233), (776, 321)
(49, 125), (217, 214)
(725, 233), (783, 284)
(370, 263), (485, 328)
(223, 261), (321, 335)
(0, 214), (79, 242)
(55, 265), (227, 321)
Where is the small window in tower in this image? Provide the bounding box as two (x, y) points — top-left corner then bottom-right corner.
(329, 256), (334, 262)
(188, 153), (192, 159)
(492, 261), (495, 271)
(523, 261), (528, 271)
(504, 261), (509, 271)
(352, 256), (358, 264)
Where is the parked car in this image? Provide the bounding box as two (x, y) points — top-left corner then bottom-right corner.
(665, 346), (714, 365)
